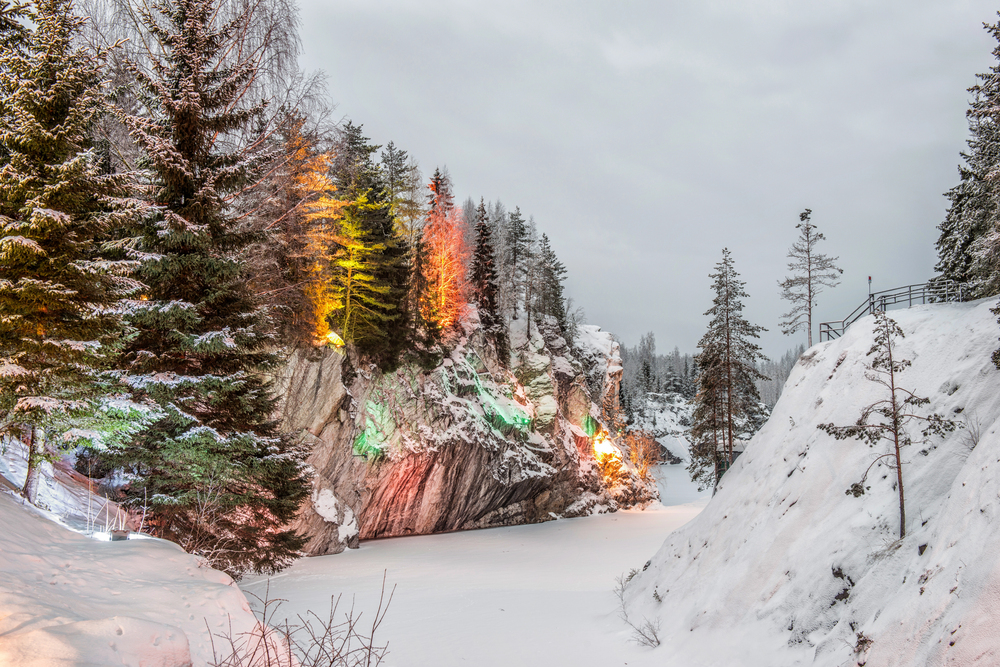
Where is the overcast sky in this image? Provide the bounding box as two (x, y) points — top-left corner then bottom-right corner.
(294, 0), (997, 358)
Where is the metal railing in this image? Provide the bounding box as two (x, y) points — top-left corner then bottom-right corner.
(818, 280), (965, 342)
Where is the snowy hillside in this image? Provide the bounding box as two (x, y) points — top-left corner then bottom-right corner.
(0, 483), (265, 666)
(623, 299), (1000, 666)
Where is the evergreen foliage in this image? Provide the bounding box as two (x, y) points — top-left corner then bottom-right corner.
(420, 168), (468, 333)
(778, 209), (842, 348)
(818, 312), (959, 539)
(380, 140), (423, 246)
(0, 0), (145, 503)
(328, 122), (409, 365)
(535, 233), (568, 329)
(469, 198), (507, 362)
(935, 17), (1000, 299)
(505, 206), (529, 319)
(112, 0), (309, 577)
(689, 249), (768, 490)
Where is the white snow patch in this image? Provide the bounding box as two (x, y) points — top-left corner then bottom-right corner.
(623, 299), (1000, 666)
(311, 488), (359, 543)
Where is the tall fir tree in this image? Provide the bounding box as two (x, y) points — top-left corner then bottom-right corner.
(689, 249), (768, 490)
(469, 198), (507, 362)
(935, 17), (1000, 298)
(113, 0), (309, 576)
(420, 168), (468, 333)
(535, 233), (568, 329)
(0, 0), (145, 504)
(328, 123), (409, 366)
(777, 208), (842, 348)
(504, 206), (529, 319)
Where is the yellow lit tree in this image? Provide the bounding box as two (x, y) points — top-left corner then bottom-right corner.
(327, 194), (397, 344)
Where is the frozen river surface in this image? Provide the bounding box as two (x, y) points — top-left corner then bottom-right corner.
(243, 464), (708, 667)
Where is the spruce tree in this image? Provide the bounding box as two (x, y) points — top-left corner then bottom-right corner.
(420, 168), (468, 333)
(689, 249), (768, 490)
(536, 233), (568, 329)
(469, 198), (507, 362)
(113, 0), (308, 576)
(329, 123), (409, 365)
(0, 0), (145, 504)
(505, 207), (529, 319)
(778, 208), (842, 347)
(935, 16), (1000, 298)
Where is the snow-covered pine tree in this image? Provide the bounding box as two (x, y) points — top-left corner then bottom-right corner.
(469, 198), (508, 362)
(689, 249), (768, 490)
(0, 0), (150, 502)
(778, 209), (842, 348)
(113, 0), (309, 576)
(380, 141), (423, 246)
(504, 206), (529, 319)
(535, 233), (568, 330)
(936, 17), (1000, 298)
(0, 0), (146, 504)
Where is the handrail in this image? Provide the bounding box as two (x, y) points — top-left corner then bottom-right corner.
(818, 280), (965, 342)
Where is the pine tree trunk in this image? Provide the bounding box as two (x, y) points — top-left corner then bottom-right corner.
(887, 332), (906, 539)
(21, 424), (41, 505)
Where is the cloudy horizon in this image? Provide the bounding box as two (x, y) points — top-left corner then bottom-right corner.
(294, 0), (997, 358)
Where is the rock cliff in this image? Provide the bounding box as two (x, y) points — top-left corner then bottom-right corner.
(276, 311), (655, 555)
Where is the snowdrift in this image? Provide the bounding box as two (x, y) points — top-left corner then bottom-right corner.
(0, 488), (265, 666)
(624, 299), (1000, 666)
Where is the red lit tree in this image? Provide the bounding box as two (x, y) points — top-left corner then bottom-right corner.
(420, 169), (469, 332)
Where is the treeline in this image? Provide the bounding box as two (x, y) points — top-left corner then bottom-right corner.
(618, 331), (803, 426)
(0, 0), (576, 576)
(618, 334), (696, 423)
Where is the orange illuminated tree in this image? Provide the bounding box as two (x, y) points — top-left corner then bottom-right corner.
(299, 153), (347, 344)
(420, 169), (469, 332)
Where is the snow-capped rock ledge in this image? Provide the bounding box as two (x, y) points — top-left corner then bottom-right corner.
(624, 299), (1000, 666)
(278, 312), (654, 556)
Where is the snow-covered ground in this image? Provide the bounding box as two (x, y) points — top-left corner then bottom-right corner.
(624, 299), (1000, 666)
(243, 464), (709, 667)
(0, 444), (268, 666)
(10, 298), (997, 666)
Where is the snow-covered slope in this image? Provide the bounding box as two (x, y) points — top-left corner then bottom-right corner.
(624, 299), (1000, 666)
(0, 487), (265, 666)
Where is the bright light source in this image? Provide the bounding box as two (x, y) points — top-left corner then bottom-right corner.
(325, 331), (345, 348)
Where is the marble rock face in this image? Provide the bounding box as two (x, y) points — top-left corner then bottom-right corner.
(277, 316), (654, 556)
